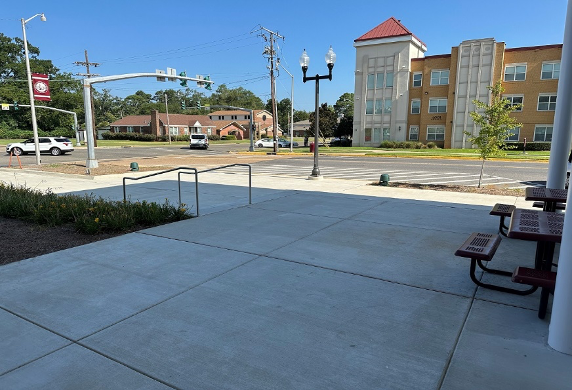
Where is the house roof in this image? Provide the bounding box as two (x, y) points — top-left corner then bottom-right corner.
(109, 115), (151, 126)
(155, 114), (216, 127)
(110, 114), (215, 127)
(354, 17), (426, 47)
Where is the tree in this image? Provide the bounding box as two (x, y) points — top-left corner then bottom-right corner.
(467, 81), (522, 187)
(210, 84), (265, 109)
(293, 110), (310, 122)
(334, 92), (354, 118)
(266, 98), (292, 131)
(308, 103), (338, 139)
(0, 33), (69, 133)
(335, 115), (353, 139)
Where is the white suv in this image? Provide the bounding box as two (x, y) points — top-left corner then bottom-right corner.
(190, 134), (209, 149)
(6, 137), (74, 156)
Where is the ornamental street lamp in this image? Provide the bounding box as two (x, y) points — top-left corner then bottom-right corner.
(300, 46), (336, 179)
(21, 13), (47, 165)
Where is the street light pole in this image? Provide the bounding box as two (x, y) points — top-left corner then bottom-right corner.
(278, 62), (295, 152)
(300, 46), (336, 179)
(21, 13), (46, 166)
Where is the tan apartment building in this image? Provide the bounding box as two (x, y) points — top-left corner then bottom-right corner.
(354, 17), (562, 148)
(208, 110), (276, 139)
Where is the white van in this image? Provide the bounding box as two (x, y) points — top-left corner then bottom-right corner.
(190, 134), (209, 150)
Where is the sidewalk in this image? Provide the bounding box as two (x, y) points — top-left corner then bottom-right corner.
(0, 168), (570, 389)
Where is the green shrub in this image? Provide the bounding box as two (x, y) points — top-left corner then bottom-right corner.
(505, 142), (551, 151)
(426, 142), (438, 149)
(222, 134), (237, 140)
(208, 134), (221, 141)
(0, 183), (191, 234)
(102, 132), (156, 141)
(379, 140), (396, 148)
(0, 128), (75, 139)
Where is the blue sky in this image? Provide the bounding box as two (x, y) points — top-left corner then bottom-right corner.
(1, 0), (569, 112)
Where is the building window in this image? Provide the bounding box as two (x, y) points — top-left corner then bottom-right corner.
(429, 98), (447, 113)
(504, 95), (523, 112)
(386, 72), (394, 87)
(367, 74), (375, 89)
(384, 98), (392, 113)
(374, 99), (383, 114)
(218, 116), (223, 120)
(382, 127), (391, 141)
(409, 126), (419, 141)
(534, 125), (553, 142)
(412, 72), (422, 87)
(169, 126), (178, 135)
(411, 99), (421, 114)
(376, 73), (384, 89)
(541, 62), (560, 80)
(127, 126), (134, 133)
(366, 100), (374, 115)
(504, 64), (527, 81)
(114, 127), (119, 133)
(365, 128), (372, 142)
(505, 126), (520, 141)
(427, 126), (445, 141)
(430, 70), (449, 85)
(537, 94), (557, 111)
(373, 128), (381, 143)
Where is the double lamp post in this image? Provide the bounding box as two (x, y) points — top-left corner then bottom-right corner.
(300, 46), (336, 179)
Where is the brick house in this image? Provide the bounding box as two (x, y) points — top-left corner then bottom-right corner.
(208, 109), (279, 138)
(353, 16), (561, 148)
(109, 110), (216, 137)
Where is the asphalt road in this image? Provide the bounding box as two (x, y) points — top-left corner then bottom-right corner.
(4, 143), (549, 188)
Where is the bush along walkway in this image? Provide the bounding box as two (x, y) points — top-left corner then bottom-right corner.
(0, 183), (191, 235)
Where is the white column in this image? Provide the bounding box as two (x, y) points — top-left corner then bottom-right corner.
(548, 0), (572, 355)
(547, 1), (572, 189)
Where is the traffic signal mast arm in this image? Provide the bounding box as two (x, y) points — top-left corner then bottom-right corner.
(82, 72), (215, 87)
(81, 72), (214, 169)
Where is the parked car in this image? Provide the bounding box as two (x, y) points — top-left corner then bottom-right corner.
(189, 134), (209, 149)
(329, 137), (352, 147)
(6, 137), (74, 156)
(256, 138), (298, 148)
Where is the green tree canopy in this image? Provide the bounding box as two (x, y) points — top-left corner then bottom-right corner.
(308, 103), (337, 138)
(334, 92), (354, 118)
(210, 84), (265, 109)
(467, 81), (522, 187)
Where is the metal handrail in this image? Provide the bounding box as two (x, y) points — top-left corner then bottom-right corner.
(123, 167), (198, 211)
(122, 164), (251, 217)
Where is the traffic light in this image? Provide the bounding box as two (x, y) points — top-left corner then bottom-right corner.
(181, 100), (186, 110)
(205, 75), (212, 91)
(196, 101), (201, 109)
(13, 101), (18, 110)
(179, 71), (187, 87)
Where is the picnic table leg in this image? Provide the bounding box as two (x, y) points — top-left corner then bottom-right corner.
(538, 288), (550, 319)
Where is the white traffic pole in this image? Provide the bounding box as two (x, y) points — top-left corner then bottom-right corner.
(83, 81), (98, 169)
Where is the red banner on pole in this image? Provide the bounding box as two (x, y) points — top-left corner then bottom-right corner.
(32, 73), (51, 101)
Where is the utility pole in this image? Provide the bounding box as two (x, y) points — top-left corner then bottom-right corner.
(259, 26), (284, 154)
(74, 50), (100, 146)
(164, 93), (171, 144)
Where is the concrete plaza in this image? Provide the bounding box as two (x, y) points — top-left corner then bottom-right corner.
(0, 167), (570, 389)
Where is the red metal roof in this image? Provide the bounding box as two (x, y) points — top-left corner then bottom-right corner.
(355, 17), (426, 47)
